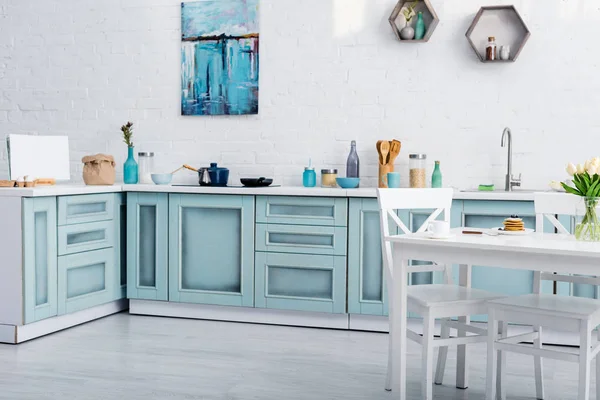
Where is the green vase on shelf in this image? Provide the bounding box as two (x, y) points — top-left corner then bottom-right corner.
(431, 161), (442, 188)
(415, 12), (426, 40)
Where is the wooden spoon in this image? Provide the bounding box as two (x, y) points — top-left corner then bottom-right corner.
(183, 164), (198, 172)
(379, 141), (390, 166)
(388, 140), (402, 165)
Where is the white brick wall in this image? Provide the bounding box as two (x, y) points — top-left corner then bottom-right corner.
(1, 0), (599, 188)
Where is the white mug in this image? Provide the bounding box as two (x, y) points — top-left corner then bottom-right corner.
(427, 221), (450, 237)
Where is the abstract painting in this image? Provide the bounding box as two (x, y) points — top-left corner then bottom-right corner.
(181, 0), (259, 116)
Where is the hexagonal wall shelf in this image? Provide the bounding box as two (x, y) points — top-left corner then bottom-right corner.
(389, 0), (440, 43)
(466, 5), (531, 63)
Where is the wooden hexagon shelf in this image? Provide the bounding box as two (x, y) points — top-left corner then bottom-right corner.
(466, 5), (531, 63)
(389, 0), (440, 43)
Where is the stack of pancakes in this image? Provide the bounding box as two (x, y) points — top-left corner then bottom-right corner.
(503, 217), (525, 232)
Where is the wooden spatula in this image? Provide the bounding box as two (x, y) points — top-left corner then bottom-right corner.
(379, 141), (390, 165)
(388, 140), (402, 165)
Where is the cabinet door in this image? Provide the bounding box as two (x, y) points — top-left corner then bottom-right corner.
(169, 194), (255, 307)
(127, 193), (168, 301)
(23, 197), (58, 324)
(347, 198), (389, 316)
(57, 248), (115, 315)
(256, 196), (348, 227)
(255, 252), (347, 313)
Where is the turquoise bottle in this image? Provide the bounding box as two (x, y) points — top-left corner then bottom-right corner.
(123, 146), (138, 184)
(431, 161), (442, 188)
(415, 12), (426, 40)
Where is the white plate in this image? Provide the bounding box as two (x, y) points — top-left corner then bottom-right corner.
(492, 227), (535, 236)
(424, 233), (456, 240)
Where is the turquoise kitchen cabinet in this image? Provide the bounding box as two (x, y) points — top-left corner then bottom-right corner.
(256, 196), (347, 227)
(57, 248), (115, 315)
(255, 223), (347, 256)
(168, 194), (255, 307)
(347, 198), (389, 316)
(255, 252), (347, 313)
(23, 197), (58, 324)
(347, 198), (462, 317)
(58, 193), (114, 225)
(127, 192), (168, 301)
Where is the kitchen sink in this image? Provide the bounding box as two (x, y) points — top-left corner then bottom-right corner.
(459, 189), (540, 193)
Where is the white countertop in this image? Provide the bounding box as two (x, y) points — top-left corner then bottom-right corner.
(0, 183), (543, 201)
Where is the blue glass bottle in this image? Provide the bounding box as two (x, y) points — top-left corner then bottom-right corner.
(123, 146), (138, 184)
(431, 161), (442, 188)
(303, 167), (316, 187)
(415, 12), (426, 40)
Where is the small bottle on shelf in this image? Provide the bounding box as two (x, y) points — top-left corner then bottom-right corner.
(303, 159), (316, 188)
(486, 36), (497, 61)
(346, 140), (360, 186)
(431, 161), (442, 188)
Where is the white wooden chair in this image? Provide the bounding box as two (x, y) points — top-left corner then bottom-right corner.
(486, 192), (600, 400)
(378, 188), (506, 400)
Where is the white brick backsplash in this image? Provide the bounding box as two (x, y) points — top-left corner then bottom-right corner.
(0, 0), (597, 188)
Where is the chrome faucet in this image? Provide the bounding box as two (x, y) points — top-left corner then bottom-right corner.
(500, 127), (521, 191)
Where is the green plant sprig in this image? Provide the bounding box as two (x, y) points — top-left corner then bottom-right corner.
(401, 0), (419, 22)
(121, 121), (134, 147)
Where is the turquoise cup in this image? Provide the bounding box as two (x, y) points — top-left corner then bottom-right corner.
(385, 172), (401, 188)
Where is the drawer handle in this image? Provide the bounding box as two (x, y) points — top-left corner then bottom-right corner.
(268, 232), (333, 247)
(67, 202), (107, 216)
(66, 230), (106, 246)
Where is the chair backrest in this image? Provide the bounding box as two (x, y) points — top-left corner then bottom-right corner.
(533, 192), (600, 293)
(377, 188), (454, 283)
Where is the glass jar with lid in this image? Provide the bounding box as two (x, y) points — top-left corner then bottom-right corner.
(409, 154), (427, 188)
(138, 152), (155, 184)
(321, 169), (338, 188)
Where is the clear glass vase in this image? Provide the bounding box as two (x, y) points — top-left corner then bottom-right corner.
(575, 197), (600, 241)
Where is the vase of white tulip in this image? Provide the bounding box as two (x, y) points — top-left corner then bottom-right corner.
(564, 158), (600, 241)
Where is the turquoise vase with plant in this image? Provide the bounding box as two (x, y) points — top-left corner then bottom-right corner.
(563, 158), (600, 241)
(122, 121), (138, 184)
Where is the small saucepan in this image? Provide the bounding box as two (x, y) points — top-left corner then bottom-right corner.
(184, 164), (229, 186)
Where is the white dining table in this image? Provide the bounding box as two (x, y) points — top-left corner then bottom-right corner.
(386, 228), (600, 400)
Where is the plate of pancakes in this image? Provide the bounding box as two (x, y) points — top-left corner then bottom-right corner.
(492, 215), (534, 236)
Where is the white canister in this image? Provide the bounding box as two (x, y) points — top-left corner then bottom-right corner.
(500, 45), (511, 61)
(138, 152), (155, 184)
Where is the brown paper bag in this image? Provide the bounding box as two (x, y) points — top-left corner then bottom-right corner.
(82, 154), (116, 185)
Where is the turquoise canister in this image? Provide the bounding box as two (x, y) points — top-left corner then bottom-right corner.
(303, 167), (316, 187)
(415, 12), (426, 40)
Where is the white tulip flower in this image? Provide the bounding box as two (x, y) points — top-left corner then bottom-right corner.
(592, 157), (600, 168)
(585, 160), (592, 170)
(566, 163), (577, 176)
(577, 163), (585, 174)
(587, 165), (598, 176)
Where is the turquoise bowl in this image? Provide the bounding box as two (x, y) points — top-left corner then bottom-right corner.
(336, 177), (360, 189)
(151, 173), (173, 185)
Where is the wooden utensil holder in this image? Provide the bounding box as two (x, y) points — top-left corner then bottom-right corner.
(378, 164), (394, 188)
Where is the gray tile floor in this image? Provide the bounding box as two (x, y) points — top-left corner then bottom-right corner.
(0, 313), (586, 399)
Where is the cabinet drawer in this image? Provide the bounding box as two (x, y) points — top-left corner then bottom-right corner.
(58, 220), (114, 255)
(256, 196), (347, 227)
(256, 223), (347, 256)
(255, 253), (346, 313)
(58, 194), (115, 225)
(57, 248), (115, 315)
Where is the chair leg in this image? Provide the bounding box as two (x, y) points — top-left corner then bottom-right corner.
(497, 321), (507, 400)
(422, 312), (435, 400)
(533, 325), (545, 400)
(579, 320), (592, 400)
(596, 328), (600, 400)
(434, 318), (450, 385)
(486, 309), (499, 400)
(385, 280), (393, 391)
